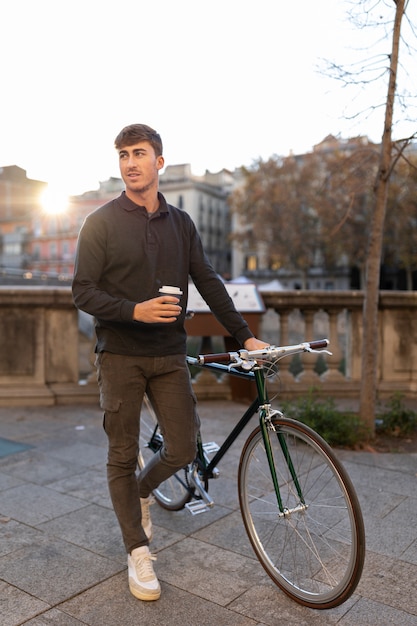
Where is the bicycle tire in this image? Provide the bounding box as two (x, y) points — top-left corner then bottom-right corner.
(238, 416), (365, 609)
(138, 398), (192, 511)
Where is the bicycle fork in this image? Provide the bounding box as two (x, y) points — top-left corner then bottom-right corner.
(255, 368), (307, 518)
(259, 410), (307, 517)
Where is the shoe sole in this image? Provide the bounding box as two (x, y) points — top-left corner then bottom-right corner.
(129, 580), (161, 602)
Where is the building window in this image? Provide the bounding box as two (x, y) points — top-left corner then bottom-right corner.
(47, 217), (58, 235)
(178, 195), (183, 209)
(49, 242), (57, 259)
(198, 203), (204, 230)
(4, 243), (21, 255)
(268, 255), (281, 271)
(245, 255), (258, 271)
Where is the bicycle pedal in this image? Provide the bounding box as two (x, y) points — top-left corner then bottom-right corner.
(202, 441), (220, 455)
(185, 500), (212, 515)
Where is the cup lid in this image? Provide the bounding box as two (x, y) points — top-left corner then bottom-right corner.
(159, 285), (183, 295)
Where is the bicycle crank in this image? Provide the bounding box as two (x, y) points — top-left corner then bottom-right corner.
(184, 465), (214, 515)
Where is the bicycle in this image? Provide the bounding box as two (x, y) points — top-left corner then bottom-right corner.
(138, 339), (365, 610)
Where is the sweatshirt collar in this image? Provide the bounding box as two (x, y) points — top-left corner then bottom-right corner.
(118, 191), (169, 214)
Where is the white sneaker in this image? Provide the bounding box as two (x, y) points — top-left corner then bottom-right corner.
(140, 495), (154, 541)
(128, 546), (161, 601)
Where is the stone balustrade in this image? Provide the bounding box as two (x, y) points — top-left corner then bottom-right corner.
(0, 287), (416, 406)
(259, 290), (417, 402)
(0, 287), (81, 406)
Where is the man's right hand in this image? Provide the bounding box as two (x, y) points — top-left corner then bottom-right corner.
(133, 296), (182, 323)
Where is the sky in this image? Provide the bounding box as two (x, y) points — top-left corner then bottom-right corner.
(1, 0), (416, 202)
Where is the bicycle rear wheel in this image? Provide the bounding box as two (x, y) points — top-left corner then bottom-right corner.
(238, 416), (365, 609)
(138, 397), (192, 511)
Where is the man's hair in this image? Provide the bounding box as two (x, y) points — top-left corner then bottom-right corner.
(114, 124), (163, 156)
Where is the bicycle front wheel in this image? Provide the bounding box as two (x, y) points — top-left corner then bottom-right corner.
(238, 416), (365, 609)
(138, 397), (192, 511)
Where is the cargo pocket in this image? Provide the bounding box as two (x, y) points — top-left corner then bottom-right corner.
(101, 395), (122, 437)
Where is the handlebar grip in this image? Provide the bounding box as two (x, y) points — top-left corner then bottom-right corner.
(197, 352), (234, 364)
(308, 339), (329, 350)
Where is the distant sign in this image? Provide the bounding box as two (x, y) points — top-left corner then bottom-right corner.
(187, 282), (265, 313)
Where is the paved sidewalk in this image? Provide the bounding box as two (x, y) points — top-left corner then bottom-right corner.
(0, 400), (416, 626)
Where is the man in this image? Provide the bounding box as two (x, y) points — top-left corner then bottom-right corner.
(72, 124), (268, 602)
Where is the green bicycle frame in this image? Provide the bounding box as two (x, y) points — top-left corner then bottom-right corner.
(254, 366), (305, 513)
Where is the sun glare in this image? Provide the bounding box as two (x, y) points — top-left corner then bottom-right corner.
(40, 186), (70, 215)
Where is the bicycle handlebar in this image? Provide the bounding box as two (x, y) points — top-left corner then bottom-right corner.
(194, 339), (330, 366)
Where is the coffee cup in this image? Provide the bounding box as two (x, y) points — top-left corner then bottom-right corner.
(159, 285), (183, 299)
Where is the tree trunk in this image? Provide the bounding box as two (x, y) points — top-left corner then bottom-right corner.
(359, 0), (406, 436)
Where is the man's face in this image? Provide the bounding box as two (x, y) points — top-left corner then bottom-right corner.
(118, 141), (164, 196)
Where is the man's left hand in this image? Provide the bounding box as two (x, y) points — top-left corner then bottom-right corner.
(243, 337), (270, 351)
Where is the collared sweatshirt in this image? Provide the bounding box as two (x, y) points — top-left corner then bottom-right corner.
(72, 191), (253, 357)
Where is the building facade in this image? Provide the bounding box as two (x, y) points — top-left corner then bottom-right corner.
(0, 166), (46, 275)
(0, 164), (235, 282)
(4, 134), (414, 288)
(159, 164), (234, 278)
(26, 177), (125, 279)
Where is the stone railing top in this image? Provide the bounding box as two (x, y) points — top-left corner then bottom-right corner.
(260, 289), (417, 310)
(2, 286), (417, 311)
(0, 285), (75, 307)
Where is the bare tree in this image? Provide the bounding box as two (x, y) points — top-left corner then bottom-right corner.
(316, 141), (380, 281)
(229, 141), (381, 289)
(360, 0), (408, 435)
(322, 0), (414, 432)
(384, 152), (417, 289)
(229, 156), (321, 286)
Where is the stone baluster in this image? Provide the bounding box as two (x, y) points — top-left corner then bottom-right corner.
(299, 309), (321, 384)
(323, 309), (345, 381)
(276, 309), (295, 384)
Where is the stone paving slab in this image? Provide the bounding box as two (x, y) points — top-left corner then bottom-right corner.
(58, 574), (260, 626)
(0, 535), (123, 606)
(0, 484), (88, 526)
(0, 400), (416, 625)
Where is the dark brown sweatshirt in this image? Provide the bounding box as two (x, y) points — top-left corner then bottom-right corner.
(72, 191), (253, 356)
